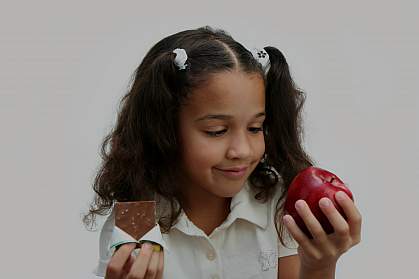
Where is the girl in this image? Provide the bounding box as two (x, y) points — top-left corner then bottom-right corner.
(84, 26), (362, 279)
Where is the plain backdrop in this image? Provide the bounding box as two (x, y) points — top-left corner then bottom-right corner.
(1, 0), (418, 278)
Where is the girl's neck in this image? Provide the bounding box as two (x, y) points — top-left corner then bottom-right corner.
(180, 185), (232, 236)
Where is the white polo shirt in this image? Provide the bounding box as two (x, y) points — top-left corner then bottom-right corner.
(92, 180), (299, 278)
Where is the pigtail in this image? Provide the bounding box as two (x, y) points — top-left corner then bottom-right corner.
(261, 46), (315, 247)
(135, 50), (187, 197)
(263, 46), (313, 187)
(139, 50), (196, 232)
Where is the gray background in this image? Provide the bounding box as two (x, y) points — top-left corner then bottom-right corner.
(1, 0), (418, 278)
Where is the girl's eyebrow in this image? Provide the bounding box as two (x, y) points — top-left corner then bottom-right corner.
(195, 112), (265, 122)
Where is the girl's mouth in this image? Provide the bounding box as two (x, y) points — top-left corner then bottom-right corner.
(214, 166), (248, 179)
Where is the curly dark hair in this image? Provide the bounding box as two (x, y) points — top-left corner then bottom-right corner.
(82, 25), (315, 247)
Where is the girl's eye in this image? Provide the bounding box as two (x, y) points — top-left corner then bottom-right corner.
(205, 127), (263, 137)
(205, 129), (227, 137)
(248, 127), (263, 134)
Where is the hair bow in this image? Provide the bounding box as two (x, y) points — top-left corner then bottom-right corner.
(249, 47), (271, 74)
(172, 48), (188, 70)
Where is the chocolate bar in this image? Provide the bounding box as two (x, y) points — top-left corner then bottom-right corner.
(115, 201), (157, 249)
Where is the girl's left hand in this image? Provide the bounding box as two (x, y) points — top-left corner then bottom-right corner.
(283, 191), (362, 272)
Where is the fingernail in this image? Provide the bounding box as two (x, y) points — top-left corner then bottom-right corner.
(142, 243), (152, 249)
(283, 215), (292, 225)
(320, 197), (331, 207)
(295, 200), (304, 210)
(336, 191), (346, 201)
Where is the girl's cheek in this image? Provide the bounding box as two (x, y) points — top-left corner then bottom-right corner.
(183, 134), (225, 160)
(254, 135), (265, 157)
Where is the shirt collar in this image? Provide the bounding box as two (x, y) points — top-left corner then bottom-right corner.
(227, 180), (269, 229)
(171, 181), (269, 236)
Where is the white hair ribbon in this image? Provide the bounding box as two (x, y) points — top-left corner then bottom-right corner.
(172, 48), (188, 70)
(250, 47), (271, 74)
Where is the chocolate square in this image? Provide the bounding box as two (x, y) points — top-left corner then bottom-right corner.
(115, 201), (156, 241)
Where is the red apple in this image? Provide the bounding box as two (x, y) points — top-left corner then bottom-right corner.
(284, 166), (354, 239)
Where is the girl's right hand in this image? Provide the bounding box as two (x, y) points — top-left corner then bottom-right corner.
(105, 242), (164, 279)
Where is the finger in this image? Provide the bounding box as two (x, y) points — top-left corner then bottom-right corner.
(105, 243), (136, 279)
(156, 252), (164, 279)
(295, 200), (328, 242)
(128, 242), (154, 278)
(335, 191), (362, 242)
(283, 214), (317, 256)
(145, 250), (160, 279)
(121, 254), (135, 278)
(319, 197), (350, 240)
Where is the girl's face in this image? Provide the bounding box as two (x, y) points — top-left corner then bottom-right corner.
(178, 70), (266, 200)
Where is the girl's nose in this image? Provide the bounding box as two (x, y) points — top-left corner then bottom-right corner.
(226, 133), (252, 160)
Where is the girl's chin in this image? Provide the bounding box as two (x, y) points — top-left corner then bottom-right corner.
(212, 177), (250, 197)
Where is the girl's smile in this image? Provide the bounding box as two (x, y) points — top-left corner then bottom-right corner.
(213, 165), (249, 180)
